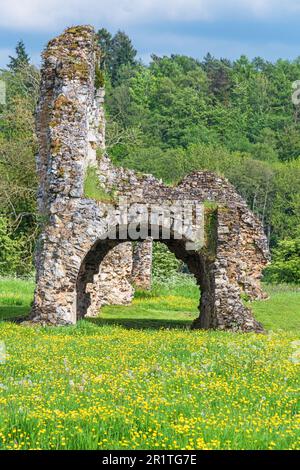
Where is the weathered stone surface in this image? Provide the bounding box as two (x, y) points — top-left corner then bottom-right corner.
(131, 239), (153, 290)
(84, 242), (134, 317)
(31, 25), (270, 332)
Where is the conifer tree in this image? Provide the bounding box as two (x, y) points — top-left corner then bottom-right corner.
(8, 40), (30, 71)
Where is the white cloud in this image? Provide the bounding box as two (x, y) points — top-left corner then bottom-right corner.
(0, 0), (299, 32)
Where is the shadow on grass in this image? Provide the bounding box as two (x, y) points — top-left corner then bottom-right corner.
(0, 308), (194, 330)
(0, 306), (30, 323)
(86, 317), (193, 330)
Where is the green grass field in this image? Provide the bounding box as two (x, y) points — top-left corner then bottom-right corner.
(0, 277), (299, 450)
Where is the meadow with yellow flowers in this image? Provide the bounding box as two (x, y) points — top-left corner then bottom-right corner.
(0, 278), (299, 450)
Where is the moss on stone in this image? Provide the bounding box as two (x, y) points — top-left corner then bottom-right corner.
(203, 206), (218, 260)
(65, 26), (93, 36)
(203, 201), (218, 210)
(96, 148), (105, 160)
(49, 120), (60, 128)
(44, 49), (90, 83)
(65, 26), (85, 34)
(50, 138), (62, 156)
(54, 94), (73, 111)
(95, 64), (105, 89)
(66, 61), (90, 81)
(84, 166), (115, 203)
(57, 167), (65, 178)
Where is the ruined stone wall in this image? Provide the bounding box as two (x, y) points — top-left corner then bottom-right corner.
(96, 156), (269, 330)
(35, 26), (101, 214)
(98, 156), (269, 302)
(32, 25), (270, 332)
(85, 242), (134, 317)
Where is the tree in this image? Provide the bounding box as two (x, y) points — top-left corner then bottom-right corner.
(97, 29), (137, 84)
(277, 125), (300, 161)
(263, 231), (300, 283)
(0, 94), (37, 274)
(0, 216), (26, 275)
(152, 242), (181, 279)
(8, 40), (30, 71)
(97, 28), (113, 71)
(202, 53), (232, 103)
(110, 31), (137, 83)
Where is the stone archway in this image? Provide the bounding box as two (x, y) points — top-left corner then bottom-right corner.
(75, 228), (214, 327)
(30, 26), (270, 332)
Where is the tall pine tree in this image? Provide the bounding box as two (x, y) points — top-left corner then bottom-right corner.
(97, 28), (113, 71)
(110, 31), (137, 83)
(8, 40), (30, 71)
(97, 29), (137, 84)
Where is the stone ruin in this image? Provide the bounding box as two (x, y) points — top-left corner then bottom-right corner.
(31, 26), (270, 332)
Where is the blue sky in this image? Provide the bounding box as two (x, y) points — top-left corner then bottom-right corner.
(1, 0), (300, 68)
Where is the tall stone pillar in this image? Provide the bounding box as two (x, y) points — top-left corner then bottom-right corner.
(131, 238), (153, 290)
(31, 26), (135, 324)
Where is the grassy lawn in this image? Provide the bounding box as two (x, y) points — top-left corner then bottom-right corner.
(0, 277), (299, 450)
(0, 277), (35, 321)
(251, 284), (300, 333)
(0, 277), (298, 332)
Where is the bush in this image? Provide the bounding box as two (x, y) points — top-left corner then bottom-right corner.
(263, 235), (300, 284)
(152, 242), (182, 280)
(0, 216), (28, 276)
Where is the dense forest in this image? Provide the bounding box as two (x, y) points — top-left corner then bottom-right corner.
(0, 30), (299, 282)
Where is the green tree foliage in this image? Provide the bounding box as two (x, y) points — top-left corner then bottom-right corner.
(152, 242), (182, 280)
(202, 53), (232, 103)
(0, 47), (39, 275)
(97, 28), (113, 71)
(97, 29), (137, 84)
(0, 216), (27, 275)
(7, 40), (30, 72)
(263, 231), (300, 283)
